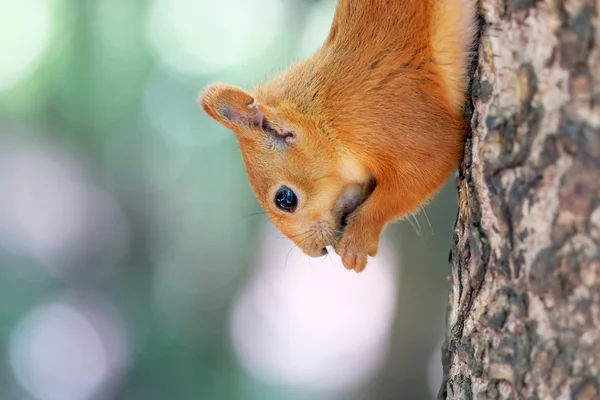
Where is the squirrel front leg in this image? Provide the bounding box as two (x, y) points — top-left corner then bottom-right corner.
(335, 179), (417, 272)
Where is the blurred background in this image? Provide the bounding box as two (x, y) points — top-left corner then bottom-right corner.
(0, 0), (459, 399)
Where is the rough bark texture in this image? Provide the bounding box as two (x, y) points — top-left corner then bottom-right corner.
(440, 0), (600, 399)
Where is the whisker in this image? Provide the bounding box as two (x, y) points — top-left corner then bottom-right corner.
(406, 215), (420, 237)
(412, 213), (423, 237)
(410, 212), (427, 246)
(308, 233), (320, 255)
(284, 243), (298, 270)
(285, 231), (316, 269)
(420, 206), (434, 236)
(234, 211), (268, 223)
(285, 229), (315, 239)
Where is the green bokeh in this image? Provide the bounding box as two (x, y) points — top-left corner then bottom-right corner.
(0, 1), (458, 399)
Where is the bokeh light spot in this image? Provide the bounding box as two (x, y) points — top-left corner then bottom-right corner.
(229, 223), (400, 393)
(9, 294), (129, 400)
(0, 0), (54, 92)
(145, 0), (286, 76)
(0, 138), (129, 280)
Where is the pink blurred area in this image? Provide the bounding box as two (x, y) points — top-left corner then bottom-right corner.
(229, 223), (399, 393)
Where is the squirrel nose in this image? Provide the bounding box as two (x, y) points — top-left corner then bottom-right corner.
(302, 247), (328, 257)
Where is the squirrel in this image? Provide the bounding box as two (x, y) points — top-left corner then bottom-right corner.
(200, 0), (477, 272)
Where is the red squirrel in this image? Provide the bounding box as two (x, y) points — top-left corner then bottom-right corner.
(200, 0), (477, 272)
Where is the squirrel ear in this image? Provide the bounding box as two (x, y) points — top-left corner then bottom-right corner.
(199, 83), (264, 129)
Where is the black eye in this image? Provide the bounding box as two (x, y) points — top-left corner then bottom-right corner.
(274, 186), (298, 213)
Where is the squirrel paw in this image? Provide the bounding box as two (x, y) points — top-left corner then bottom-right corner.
(334, 225), (379, 272)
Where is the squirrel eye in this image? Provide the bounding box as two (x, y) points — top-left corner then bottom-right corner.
(274, 186), (297, 213)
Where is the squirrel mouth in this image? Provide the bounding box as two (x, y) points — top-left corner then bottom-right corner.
(314, 178), (375, 256)
(340, 211), (351, 229)
(333, 176), (377, 234)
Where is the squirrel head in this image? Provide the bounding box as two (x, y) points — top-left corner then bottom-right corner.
(200, 83), (374, 256)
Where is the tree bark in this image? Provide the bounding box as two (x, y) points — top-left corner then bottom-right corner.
(439, 1), (600, 399)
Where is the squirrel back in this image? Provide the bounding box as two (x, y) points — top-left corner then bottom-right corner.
(200, 0), (477, 272)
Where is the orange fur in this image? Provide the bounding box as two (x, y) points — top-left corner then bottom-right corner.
(200, 0), (477, 272)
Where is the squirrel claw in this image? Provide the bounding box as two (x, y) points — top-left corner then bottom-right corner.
(335, 229), (378, 272)
(340, 249), (368, 272)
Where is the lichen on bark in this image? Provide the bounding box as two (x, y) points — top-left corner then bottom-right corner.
(439, 0), (600, 399)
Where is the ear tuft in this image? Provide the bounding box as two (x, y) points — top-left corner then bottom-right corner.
(199, 83), (264, 128)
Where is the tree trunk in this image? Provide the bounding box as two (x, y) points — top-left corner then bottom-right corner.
(439, 1), (600, 399)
